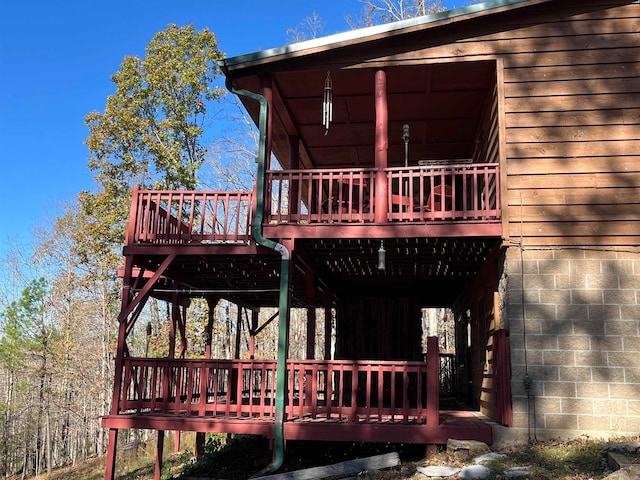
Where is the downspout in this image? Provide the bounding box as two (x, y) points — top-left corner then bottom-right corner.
(223, 71), (290, 476)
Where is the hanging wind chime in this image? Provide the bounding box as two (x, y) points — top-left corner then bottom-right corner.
(322, 71), (333, 135)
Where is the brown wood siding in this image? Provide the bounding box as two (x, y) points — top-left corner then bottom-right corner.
(500, 2), (640, 246)
(353, 0), (640, 246)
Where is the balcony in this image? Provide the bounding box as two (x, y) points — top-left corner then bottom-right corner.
(267, 162), (499, 224)
(112, 358), (436, 424)
(125, 162), (500, 248)
(102, 339), (492, 444)
(126, 188), (254, 246)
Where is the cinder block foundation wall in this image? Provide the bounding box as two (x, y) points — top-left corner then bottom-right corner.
(503, 246), (640, 442)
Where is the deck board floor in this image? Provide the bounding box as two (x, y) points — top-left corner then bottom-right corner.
(103, 409), (492, 444)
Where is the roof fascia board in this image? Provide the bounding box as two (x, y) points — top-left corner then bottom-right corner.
(221, 0), (549, 71)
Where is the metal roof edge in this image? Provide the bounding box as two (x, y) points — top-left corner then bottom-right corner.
(220, 0), (535, 69)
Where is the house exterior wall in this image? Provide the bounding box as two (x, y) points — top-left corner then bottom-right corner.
(498, 0), (640, 441)
(503, 246), (640, 442)
(373, 0), (640, 440)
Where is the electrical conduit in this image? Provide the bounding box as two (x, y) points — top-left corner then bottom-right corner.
(224, 75), (290, 477)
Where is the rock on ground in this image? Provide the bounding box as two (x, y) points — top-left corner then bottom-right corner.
(602, 465), (640, 480)
(458, 465), (491, 479)
(473, 452), (506, 464)
(415, 465), (461, 477)
(504, 466), (531, 478)
(447, 439), (491, 461)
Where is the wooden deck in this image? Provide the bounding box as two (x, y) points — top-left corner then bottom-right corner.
(125, 162), (501, 248)
(267, 163), (500, 225)
(102, 350), (492, 445)
(102, 410), (491, 445)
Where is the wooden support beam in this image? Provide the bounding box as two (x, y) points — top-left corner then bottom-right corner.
(169, 298), (178, 360)
(205, 296), (218, 359)
(110, 320), (128, 415)
(494, 291), (501, 330)
(374, 69), (389, 224)
(324, 291), (332, 360)
(118, 254), (176, 323)
(291, 242), (335, 304)
(255, 310), (279, 336)
(124, 295), (149, 338)
(305, 267), (316, 360)
(177, 303), (187, 359)
(261, 75), (273, 171)
(250, 309), (259, 359)
(426, 336), (440, 427)
(289, 134), (300, 215)
(195, 432), (205, 458)
(104, 428), (118, 480)
(234, 306), (242, 359)
(119, 256), (134, 315)
(155, 431), (164, 480)
(174, 430), (181, 454)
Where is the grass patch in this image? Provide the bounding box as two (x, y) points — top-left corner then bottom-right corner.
(482, 438), (607, 480)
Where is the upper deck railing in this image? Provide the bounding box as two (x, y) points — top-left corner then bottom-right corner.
(126, 186), (254, 245)
(267, 162), (500, 224)
(126, 163), (500, 246)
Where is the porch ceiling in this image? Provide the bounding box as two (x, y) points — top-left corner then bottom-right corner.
(294, 236), (501, 306)
(131, 236), (501, 308)
(234, 61), (495, 170)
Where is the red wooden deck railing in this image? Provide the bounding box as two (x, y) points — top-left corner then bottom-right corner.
(116, 354), (440, 426)
(125, 163), (499, 245)
(386, 163), (500, 222)
(126, 186), (254, 245)
(266, 168), (376, 224)
(267, 163), (499, 224)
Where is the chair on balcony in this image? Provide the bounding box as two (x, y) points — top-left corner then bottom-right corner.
(391, 194), (412, 212)
(422, 184), (452, 212)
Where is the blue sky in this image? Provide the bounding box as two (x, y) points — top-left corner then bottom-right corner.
(0, 0), (460, 253)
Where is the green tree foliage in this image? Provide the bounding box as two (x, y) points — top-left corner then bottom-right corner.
(0, 277), (57, 476)
(83, 24), (225, 250)
(0, 277), (50, 368)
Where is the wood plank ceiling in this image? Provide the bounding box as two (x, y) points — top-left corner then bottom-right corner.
(269, 61), (496, 169)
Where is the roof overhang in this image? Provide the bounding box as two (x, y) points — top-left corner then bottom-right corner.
(221, 0), (548, 72)
(218, 0), (553, 170)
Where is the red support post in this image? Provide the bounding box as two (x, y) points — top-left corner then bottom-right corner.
(250, 310), (259, 359)
(306, 268), (316, 360)
(234, 306), (242, 359)
(155, 431), (165, 480)
(124, 185), (139, 245)
(195, 432), (206, 458)
(104, 429), (118, 480)
(289, 134), (300, 216)
(177, 304), (187, 359)
(174, 430), (181, 454)
(205, 296), (218, 359)
(426, 336), (440, 427)
(374, 69), (389, 224)
(260, 75), (273, 171)
(324, 291), (332, 360)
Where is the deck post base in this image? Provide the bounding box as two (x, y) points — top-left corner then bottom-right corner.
(155, 430), (165, 480)
(104, 428), (118, 480)
(195, 432), (205, 458)
(174, 430), (181, 453)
